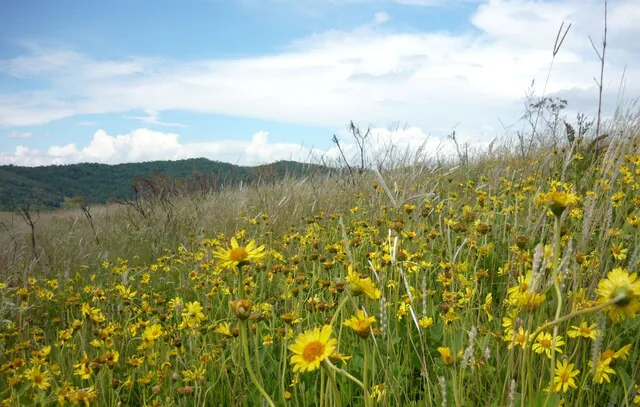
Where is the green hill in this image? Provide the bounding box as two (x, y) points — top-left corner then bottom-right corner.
(0, 158), (329, 211)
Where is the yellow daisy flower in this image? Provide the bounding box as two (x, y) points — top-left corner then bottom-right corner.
(596, 267), (640, 322)
(567, 322), (598, 340)
(23, 365), (52, 391)
(553, 359), (579, 393)
(214, 237), (265, 270)
(532, 332), (564, 359)
(289, 325), (337, 373)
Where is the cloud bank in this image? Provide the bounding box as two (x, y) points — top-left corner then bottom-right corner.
(0, 126), (466, 167)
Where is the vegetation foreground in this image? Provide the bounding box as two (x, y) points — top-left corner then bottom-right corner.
(1, 134), (640, 406)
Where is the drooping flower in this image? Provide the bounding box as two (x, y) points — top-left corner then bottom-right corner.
(437, 347), (454, 365)
(289, 325), (337, 373)
(343, 310), (376, 338)
(538, 190), (579, 217)
(346, 265), (381, 300)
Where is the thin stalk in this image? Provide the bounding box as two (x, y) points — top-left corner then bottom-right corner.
(529, 295), (623, 346)
(330, 296), (350, 327)
(322, 361), (342, 407)
(323, 359), (372, 407)
(240, 321), (275, 407)
(363, 341), (370, 399)
(546, 215), (563, 406)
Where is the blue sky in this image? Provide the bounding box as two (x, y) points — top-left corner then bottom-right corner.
(1, 0), (639, 166)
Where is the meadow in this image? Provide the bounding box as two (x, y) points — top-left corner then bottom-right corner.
(0, 117), (640, 407)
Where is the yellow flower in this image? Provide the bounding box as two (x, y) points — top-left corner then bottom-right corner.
(214, 237), (265, 269)
(532, 332), (564, 359)
(23, 365), (51, 390)
(346, 265), (381, 300)
(553, 359), (579, 393)
(611, 243), (628, 261)
(437, 347), (454, 365)
(182, 365), (206, 382)
(181, 301), (206, 328)
(567, 322), (598, 340)
(214, 322), (232, 337)
(589, 358), (616, 384)
(343, 310), (376, 338)
(483, 293), (494, 321)
(142, 324), (164, 345)
(613, 343), (632, 360)
(418, 316), (433, 329)
(328, 351), (352, 365)
(507, 326), (529, 350)
(596, 267), (640, 322)
(289, 325), (337, 373)
(396, 302), (407, 320)
(371, 383), (386, 402)
(538, 190), (579, 216)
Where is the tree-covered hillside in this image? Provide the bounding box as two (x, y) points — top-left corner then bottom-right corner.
(0, 158), (328, 211)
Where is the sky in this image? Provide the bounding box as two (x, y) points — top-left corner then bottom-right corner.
(0, 0), (639, 167)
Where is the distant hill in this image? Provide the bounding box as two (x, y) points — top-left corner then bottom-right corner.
(0, 158), (330, 211)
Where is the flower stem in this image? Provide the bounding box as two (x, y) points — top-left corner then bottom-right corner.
(240, 320), (275, 407)
(330, 295), (350, 327)
(322, 361), (342, 407)
(363, 342), (370, 398)
(529, 295), (622, 346)
(546, 215), (563, 406)
(323, 359), (372, 407)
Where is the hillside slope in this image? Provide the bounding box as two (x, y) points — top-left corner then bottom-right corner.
(0, 158), (327, 210)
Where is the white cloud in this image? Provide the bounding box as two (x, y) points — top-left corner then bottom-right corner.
(373, 11), (390, 25)
(0, 126), (467, 167)
(0, 128), (323, 166)
(7, 131), (32, 139)
(0, 0), (638, 143)
(124, 109), (187, 128)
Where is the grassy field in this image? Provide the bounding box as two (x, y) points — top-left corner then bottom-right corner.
(0, 127), (639, 406)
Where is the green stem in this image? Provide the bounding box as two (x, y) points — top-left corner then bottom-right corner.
(529, 295), (623, 346)
(240, 321), (275, 407)
(320, 368), (325, 407)
(363, 342), (370, 404)
(324, 359), (372, 406)
(322, 361), (342, 407)
(545, 215), (563, 407)
(330, 295), (350, 327)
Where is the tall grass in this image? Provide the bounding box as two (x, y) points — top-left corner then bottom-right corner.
(1, 102), (639, 406)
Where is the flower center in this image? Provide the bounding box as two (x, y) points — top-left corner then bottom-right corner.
(230, 247), (248, 262)
(302, 341), (325, 362)
(33, 373), (43, 384)
(541, 339), (551, 348)
(601, 350), (615, 360)
(611, 286), (632, 306)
